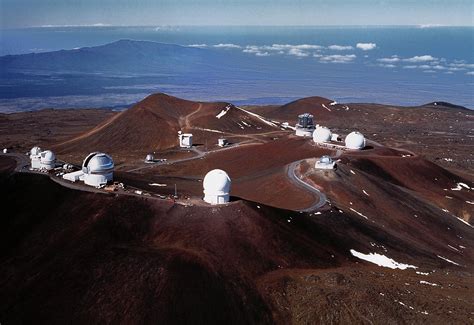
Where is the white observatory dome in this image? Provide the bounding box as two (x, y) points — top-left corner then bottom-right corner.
(203, 169), (231, 204)
(145, 154), (154, 162)
(40, 150), (56, 170)
(345, 131), (366, 150)
(40, 150), (55, 163)
(82, 152), (114, 187)
(30, 146), (42, 157)
(313, 126), (332, 143)
(83, 152), (114, 174)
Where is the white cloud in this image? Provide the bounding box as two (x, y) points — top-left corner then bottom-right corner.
(423, 70), (436, 73)
(255, 51), (270, 57)
(213, 43), (241, 49)
(403, 55), (437, 63)
(418, 24), (445, 29)
(379, 64), (396, 68)
(320, 54), (356, 63)
(403, 65), (418, 69)
(288, 48), (309, 57)
(356, 43), (377, 51)
(377, 56), (400, 63)
(188, 44), (207, 48)
(328, 45), (354, 51)
(467, 71), (474, 75)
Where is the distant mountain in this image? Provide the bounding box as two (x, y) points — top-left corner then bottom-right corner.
(0, 40), (223, 74)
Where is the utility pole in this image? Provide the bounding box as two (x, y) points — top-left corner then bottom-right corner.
(174, 184), (178, 199)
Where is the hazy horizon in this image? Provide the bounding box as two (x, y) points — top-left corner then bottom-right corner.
(1, 0), (472, 29)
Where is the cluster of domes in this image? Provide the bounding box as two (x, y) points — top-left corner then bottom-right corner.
(29, 146), (56, 170)
(311, 127), (366, 150)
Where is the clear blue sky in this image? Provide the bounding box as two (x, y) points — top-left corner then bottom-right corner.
(1, 0), (472, 28)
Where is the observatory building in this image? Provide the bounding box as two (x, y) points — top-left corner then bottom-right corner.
(82, 152), (114, 187)
(62, 152), (114, 187)
(295, 113), (315, 137)
(30, 146), (42, 169)
(313, 126), (332, 144)
(39, 150), (56, 170)
(315, 155), (336, 170)
(145, 154), (155, 163)
(203, 169), (231, 205)
(178, 131), (193, 148)
(218, 138), (229, 147)
(345, 131), (366, 150)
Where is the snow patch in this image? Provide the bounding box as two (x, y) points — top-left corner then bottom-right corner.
(363, 190), (370, 196)
(350, 249), (417, 270)
(349, 208), (369, 219)
(350, 170), (356, 175)
(321, 104), (332, 112)
(149, 183), (167, 187)
(451, 182), (472, 191)
(420, 280), (439, 286)
(437, 255), (461, 266)
(466, 201), (474, 205)
(216, 106), (230, 119)
(416, 271), (430, 275)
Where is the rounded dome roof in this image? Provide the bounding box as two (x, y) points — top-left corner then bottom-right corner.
(320, 155), (333, 164)
(83, 152), (114, 174)
(345, 131), (366, 150)
(30, 146), (42, 156)
(313, 126), (332, 143)
(203, 169), (231, 195)
(145, 154), (154, 161)
(40, 150), (56, 163)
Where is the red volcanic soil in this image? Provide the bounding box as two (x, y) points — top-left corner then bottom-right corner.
(52, 93), (278, 162)
(0, 108), (116, 153)
(245, 97), (474, 176)
(1, 166), (473, 324)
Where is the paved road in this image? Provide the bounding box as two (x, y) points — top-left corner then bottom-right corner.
(286, 160), (328, 212)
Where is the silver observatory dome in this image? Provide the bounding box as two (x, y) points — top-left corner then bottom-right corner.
(82, 152), (114, 174)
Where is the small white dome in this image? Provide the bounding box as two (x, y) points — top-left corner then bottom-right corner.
(83, 152), (114, 174)
(30, 146), (42, 156)
(145, 154), (154, 161)
(40, 150), (56, 163)
(203, 169), (231, 195)
(319, 155), (333, 164)
(313, 126), (332, 143)
(345, 131), (366, 150)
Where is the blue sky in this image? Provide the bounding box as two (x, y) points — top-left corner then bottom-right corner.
(1, 0), (473, 28)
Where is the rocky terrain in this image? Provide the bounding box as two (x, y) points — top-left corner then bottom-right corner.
(0, 93), (473, 324)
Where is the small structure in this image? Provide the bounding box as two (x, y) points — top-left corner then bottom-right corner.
(2, 148), (7, 154)
(218, 138), (229, 147)
(30, 146), (42, 169)
(62, 170), (84, 182)
(345, 131), (366, 150)
(203, 169), (231, 205)
(39, 150), (56, 170)
(295, 113), (315, 137)
(82, 152), (114, 187)
(145, 153), (155, 163)
(313, 126), (332, 143)
(315, 155), (336, 170)
(178, 131), (193, 148)
(331, 133), (342, 142)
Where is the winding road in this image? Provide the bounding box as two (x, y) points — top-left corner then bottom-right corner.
(286, 160), (328, 212)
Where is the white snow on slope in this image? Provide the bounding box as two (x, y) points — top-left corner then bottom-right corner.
(451, 182), (472, 191)
(420, 280), (439, 286)
(437, 255), (461, 266)
(350, 249), (417, 270)
(349, 208), (369, 220)
(216, 106), (230, 119)
(322, 104), (332, 112)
